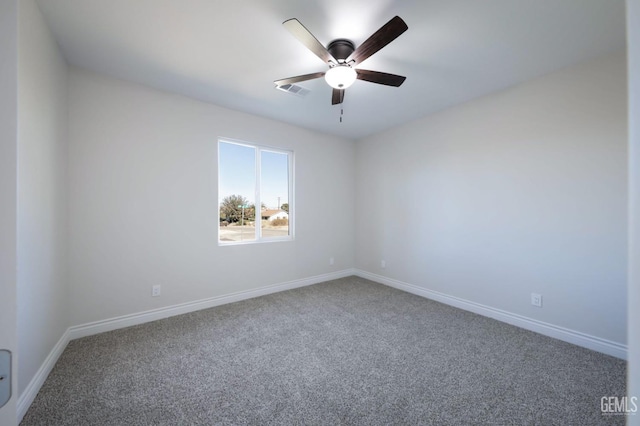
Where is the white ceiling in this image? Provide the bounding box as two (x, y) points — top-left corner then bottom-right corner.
(36, 0), (626, 140)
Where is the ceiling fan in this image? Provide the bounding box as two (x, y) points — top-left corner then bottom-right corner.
(274, 16), (408, 105)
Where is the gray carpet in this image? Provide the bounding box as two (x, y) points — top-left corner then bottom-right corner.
(21, 276), (626, 425)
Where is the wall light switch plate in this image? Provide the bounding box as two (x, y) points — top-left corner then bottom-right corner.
(0, 350), (11, 409)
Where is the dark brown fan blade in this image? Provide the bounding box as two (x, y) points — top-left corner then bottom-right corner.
(331, 88), (345, 105)
(274, 72), (325, 87)
(283, 18), (337, 65)
(346, 16), (408, 66)
(356, 69), (406, 87)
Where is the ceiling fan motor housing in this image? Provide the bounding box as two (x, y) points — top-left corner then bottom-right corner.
(327, 39), (355, 63)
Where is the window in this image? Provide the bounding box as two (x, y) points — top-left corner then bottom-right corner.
(218, 139), (293, 244)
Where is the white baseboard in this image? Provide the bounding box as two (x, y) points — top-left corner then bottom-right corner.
(355, 269), (627, 360)
(69, 269), (355, 340)
(17, 269), (355, 422)
(19, 267), (625, 423)
(17, 329), (70, 423)
(68, 269), (356, 340)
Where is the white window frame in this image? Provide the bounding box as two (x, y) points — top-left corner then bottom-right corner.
(218, 138), (294, 245)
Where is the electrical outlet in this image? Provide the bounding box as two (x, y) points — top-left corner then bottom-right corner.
(381, 260), (386, 269)
(152, 285), (161, 297)
(329, 257), (334, 266)
(531, 293), (542, 307)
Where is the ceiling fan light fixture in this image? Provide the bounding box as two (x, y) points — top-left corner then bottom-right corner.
(324, 65), (357, 89)
(277, 16), (408, 105)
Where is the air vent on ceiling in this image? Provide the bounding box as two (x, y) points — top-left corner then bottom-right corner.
(276, 83), (310, 98)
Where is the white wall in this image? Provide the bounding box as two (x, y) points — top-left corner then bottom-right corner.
(17, 0), (70, 398)
(627, 0), (640, 420)
(0, 0), (18, 423)
(67, 68), (355, 325)
(356, 51), (628, 345)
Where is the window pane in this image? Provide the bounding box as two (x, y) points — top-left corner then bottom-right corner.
(260, 150), (290, 239)
(219, 142), (256, 242)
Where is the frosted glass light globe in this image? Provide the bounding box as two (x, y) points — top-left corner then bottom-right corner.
(324, 65), (357, 89)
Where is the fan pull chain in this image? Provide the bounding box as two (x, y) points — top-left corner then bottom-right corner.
(340, 107), (344, 123)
